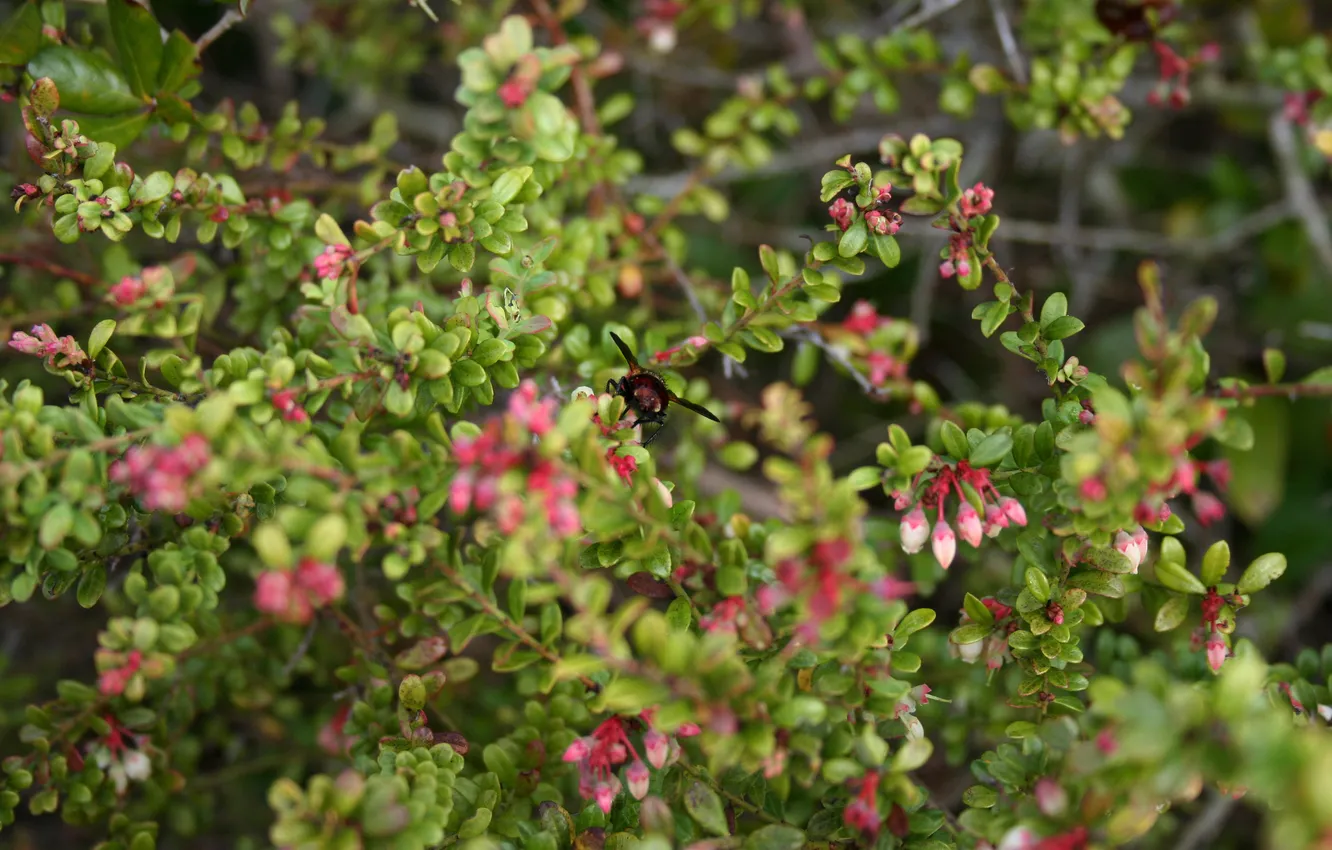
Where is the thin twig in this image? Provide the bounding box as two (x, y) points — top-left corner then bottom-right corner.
(196, 8), (245, 54)
(781, 327), (882, 399)
(986, 0), (1027, 85)
(280, 617), (320, 679)
(894, 0), (970, 33)
(1175, 791), (1239, 850)
(1267, 112), (1332, 276)
(0, 253), (104, 289)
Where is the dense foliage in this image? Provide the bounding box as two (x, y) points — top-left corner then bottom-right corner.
(3, 1), (1332, 849)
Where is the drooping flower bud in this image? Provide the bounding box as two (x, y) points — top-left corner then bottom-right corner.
(900, 506), (930, 554)
(931, 521), (956, 570)
(1034, 777), (1067, 817)
(1114, 530), (1142, 573)
(1206, 636), (1228, 673)
(984, 503), (1008, 537)
(625, 760), (650, 800)
(956, 502), (983, 547)
(562, 738), (590, 762)
(999, 497), (1027, 526)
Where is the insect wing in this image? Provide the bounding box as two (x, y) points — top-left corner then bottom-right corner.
(609, 331), (643, 373)
(668, 394), (721, 423)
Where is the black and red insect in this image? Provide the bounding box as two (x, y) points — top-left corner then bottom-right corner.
(607, 332), (720, 446)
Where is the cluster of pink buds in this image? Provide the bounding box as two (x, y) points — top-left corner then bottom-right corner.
(939, 232), (973, 280)
(1112, 525), (1150, 573)
(562, 711), (699, 813)
(1284, 90), (1323, 126)
(451, 381), (580, 537)
(85, 716), (152, 796)
(11, 182), (41, 211)
(952, 597), (1015, 670)
(313, 243), (354, 281)
(107, 265), (174, 308)
(843, 770), (882, 835)
(98, 649), (143, 697)
(1193, 586), (1236, 673)
(253, 557), (346, 625)
(8, 323), (87, 370)
(897, 461), (1028, 570)
(498, 75), (533, 108)
(755, 539), (915, 642)
(271, 388), (309, 423)
(1148, 41), (1220, 109)
(828, 184), (902, 235)
(110, 434), (211, 513)
(959, 182), (995, 217)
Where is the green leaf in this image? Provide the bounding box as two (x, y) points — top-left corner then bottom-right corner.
(28, 46), (143, 114)
(39, 503), (74, 549)
(490, 167), (530, 205)
(1082, 546), (1134, 574)
(1153, 560), (1206, 595)
(108, 0), (163, 97)
(88, 319), (116, 360)
(1065, 571), (1125, 598)
(1042, 316), (1085, 340)
(719, 441), (759, 471)
(950, 623), (990, 645)
(1024, 567), (1050, 603)
(684, 780), (729, 837)
(72, 110), (152, 148)
(838, 217), (868, 258)
(743, 825), (805, 850)
(963, 593), (993, 627)
(314, 213), (350, 246)
(1262, 348), (1286, 383)
(1039, 292), (1068, 327)
(969, 432), (1012, 467)
(847, 466), (882, 491)
(980, 300), (1008, 338)
(940, 420), (969, 460)
(1154, 594), (1188, 632)
(156, 30), (198, 93)
(892, 736), (932, 771)
(0, 0), (43, 65)
(1200, 540), (1230, 586)
(665, 597), (692, 632)
(1236, 552), (1286, 595)
(872, 233), (901, 268)
(962, 786), (998, 808)
(893, 608), (935, 640)
(77, 564), (106, 608)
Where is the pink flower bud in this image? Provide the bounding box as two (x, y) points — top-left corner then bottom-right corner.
(956, 260), (971, 278)
(939, 260), (956, 279)
(562, 738), (590, 762)
(956, 502), (983, 547)
(1192, 491), (1225, 527)
(1034, 777), (1067, 817)
(625, 760), (650, 800)
(999, 497), (1027, 527)
(900, 506), (930, 554)
(984, 503), (1008, 538)
(1206, 636), (1228, 673)
(642, 730), (668, 768)
(1131, 526), (1150, 565)
(594, 781), (617, 814)
(931, 521), (956, 570)
(675, 722), (701, 737)
(1114, 530), (1142, 573)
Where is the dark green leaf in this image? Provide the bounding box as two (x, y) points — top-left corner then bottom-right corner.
(872, 233), (901, 267)
(969, 432), (1012, 467)
(743, 825), (805, 850)
(157, 30), (198, 93)
(28, 46), (144, 114)
(0, 0), (43, 65)
(74, 110), (151, 149)
(1042, 315), (1085, 340)
(838, 217), (868, 258)
(108, 0), (163, 97)
(1083, 546), (1134, 574)
(684, 780), (729, 837)
(940, 420), (969, 460)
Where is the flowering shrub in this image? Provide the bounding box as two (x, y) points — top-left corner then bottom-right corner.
(3, 1), (1332, 849)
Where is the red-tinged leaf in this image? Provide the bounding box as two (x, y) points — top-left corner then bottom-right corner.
(512, 315), (552, 335)
(626, 572), (674, 599)
(394, 636), (450, 671)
